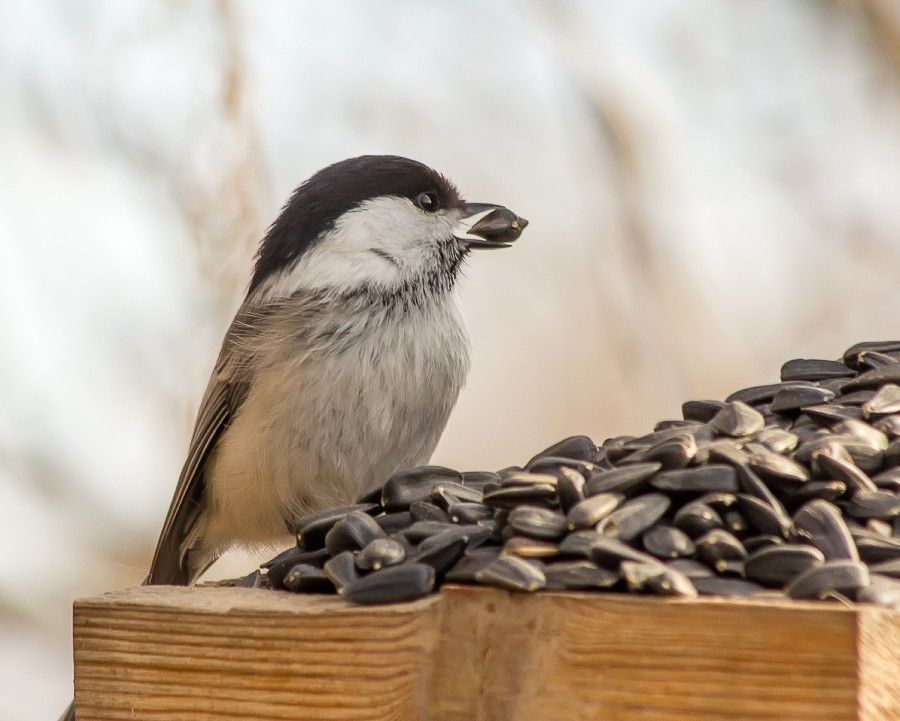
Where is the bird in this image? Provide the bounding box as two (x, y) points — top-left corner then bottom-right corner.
(59, 154), (526, 721)
(147, 154), (528, 585)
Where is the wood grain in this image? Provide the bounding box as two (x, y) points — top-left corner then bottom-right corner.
(73, 585), (899, 721)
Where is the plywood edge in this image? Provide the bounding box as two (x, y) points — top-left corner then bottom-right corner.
(74, 584), (872, 618)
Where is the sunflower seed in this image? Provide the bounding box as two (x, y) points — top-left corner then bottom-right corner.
(556, 466), (586, 512)
(682, 399), (726, 422)
(843, 490), (900, 520)
(621, 561), (697, 597)
(410, 501), (451, 523)
(446, 501), (493, 524)
(526, 435), (598, 465)
(556, 530), (601, 558)
(811, 444), (878, 492)
(596, 493), (670, 540)
(651, 465), (738, 493)
(411, 531), (467, 577)
(380, 466), (462, 510)
(375, 511), (413, 534)
(584, 463), (661, 496)
(544, 561), (619, 590)
(748, 446), (809, 484)
(874, 415), (900, 438)
(868, 559), (900, 580)
(589, 536), (659, 569)
(843, 341), (900, 368)
(294, 503), (379, 548)
(666, 558), (714, 578)
(738, 494), (792, 537)
(793, 500), (859, 561)
(263, 547), (330, 589)
(636, 433), (697, 469)
(508, 506), (567, 540)
(524, 454), (590, 474)
(855, 535), (900, 563)
(475, 555), (546, 591)
(692, 576), (767, 597)
(780, 359), (854, 382)
(769, 386), (836, 414)
(842, 365), (900, 391)
(343, 563), (435, 604)
(324, 511), (385, 555)
(862, 384), (900, 418)
(444, 547), (497, 583)
(785, 560), (870, 600)
(726, 382), (815, 406)
(503, 536), (559, 559)
(483, 484), (557, 510)
(695, 529), (748, 573)
(283, 564), (335, 594)
(673, 501), (724, 538)
(789, 480), (847, 506)
(642, 524), (695, 559)
(356, 538), (407, 571)
(743, 535), (785, 553)
(566, 493), (624, 530)
(323, 551), (360, 591)
(755, 426), (799, 454)
(744, 544), (824, 586)
(709, 401), (766, 436)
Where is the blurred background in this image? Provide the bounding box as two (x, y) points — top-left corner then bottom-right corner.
(2, 1), (900, 718)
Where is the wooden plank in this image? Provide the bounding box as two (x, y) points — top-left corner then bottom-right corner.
(73, 585), (900, 721)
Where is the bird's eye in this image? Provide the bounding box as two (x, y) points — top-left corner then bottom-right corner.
(415, 191), (439, 212)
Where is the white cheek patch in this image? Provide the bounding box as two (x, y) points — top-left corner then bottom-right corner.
(252, 196), (457, 300)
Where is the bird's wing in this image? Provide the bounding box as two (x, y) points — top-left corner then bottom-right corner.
(147, 303), (261, 585)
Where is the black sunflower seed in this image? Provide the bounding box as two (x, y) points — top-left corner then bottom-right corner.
(710, 401), (765, 437)
(771, 385), (838, 414)
(293, 503), (380, 549)
(355, 538), (407, 572)
(508, 506), (567, 540)
(566, 493), (624, 530)
(862, 384), (900, 418)
(682, 399), (726, 423)
(780, 358), (854, 382)
(641, 524), (695, 559)
(344, 563), (435, 604)
(651, 465), (738, 493)
(380, 466), (462, 510)
(544, 561), (619, 591)
(526, 435), (598, 466)
(843, 490), (900, 520)
(324, 510), (385, 555)
(620, 561), (697, 597)
(691, 576), (767, 597)
(785, 560), (869, 600)
(744, 544), (824, 586)
(584, 462), (661, 496)
(475, 555), (546, 591)
(596, 493), (670, 541)
(793, 500), (859, 561)
(283, 564), (335, 594)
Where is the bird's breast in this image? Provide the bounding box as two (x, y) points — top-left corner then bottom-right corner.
(203, 294), (470, 550)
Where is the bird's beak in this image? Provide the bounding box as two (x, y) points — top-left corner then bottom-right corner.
(452, 203), (529, 249)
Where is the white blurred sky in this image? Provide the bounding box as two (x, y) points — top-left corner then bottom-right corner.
(2, 2), (900, 718)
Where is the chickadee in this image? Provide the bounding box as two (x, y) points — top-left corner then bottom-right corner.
(148, 155), (527, 584)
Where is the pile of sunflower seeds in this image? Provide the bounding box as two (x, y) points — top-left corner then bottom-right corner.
(253, 340), (900, 607)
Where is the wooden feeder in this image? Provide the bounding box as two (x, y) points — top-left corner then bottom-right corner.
(72, 585), (899, 720)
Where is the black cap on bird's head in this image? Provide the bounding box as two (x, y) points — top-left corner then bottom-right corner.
(250, 155), (528, 296)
